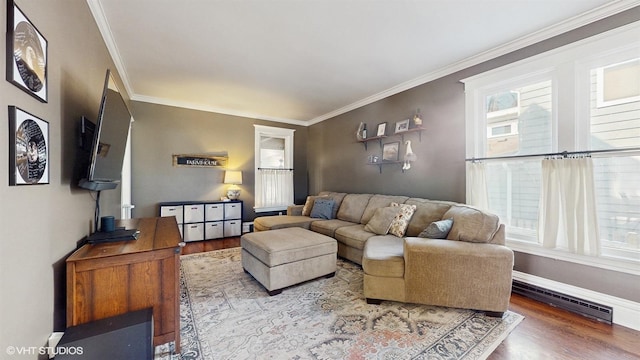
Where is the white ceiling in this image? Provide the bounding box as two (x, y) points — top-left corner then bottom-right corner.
(88, 0), (637, 125)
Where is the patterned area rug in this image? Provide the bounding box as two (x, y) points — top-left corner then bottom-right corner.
(170, 248), (522, 359)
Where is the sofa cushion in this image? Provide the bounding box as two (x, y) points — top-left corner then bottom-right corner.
(418, 218), (453, 239)
(310, 219), (354, 237)
(335, 224), (377, 250)
(404, 198), (454, 237)
(318, 191), (347, 219)
(361, 195), (409, 224)
(336, 194), (374, 223)
(389, 203), (417, 237)
(310, 198), (336, 219)
(253, 215), (316, 231)
(364, 206), (402, 235)
(443, 205), (500, 243)
(362, 236), (405, 278)
(302, 195), (328, 216)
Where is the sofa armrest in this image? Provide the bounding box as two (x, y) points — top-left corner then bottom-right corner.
(287, 205), (304, 216)
(403, 237), (514, 312)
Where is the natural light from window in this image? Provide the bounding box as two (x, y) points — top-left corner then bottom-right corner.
(463, 22), (640, 272)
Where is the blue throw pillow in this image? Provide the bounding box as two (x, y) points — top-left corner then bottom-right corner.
(310, 199), (335, 220)
(418, 218), (454, 239)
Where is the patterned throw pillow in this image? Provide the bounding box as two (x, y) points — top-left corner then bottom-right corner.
(418, 218), (454, 239)
(364, 206), (402, 235)
(389, 202), (417, 237)
(310, 199), (336, 219)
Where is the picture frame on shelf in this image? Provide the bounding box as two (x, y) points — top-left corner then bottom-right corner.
(8, 106), (49, 185)
(376, 122), (387, 137)
(395, 119), (410, 133)
(382, 141), (400, 162)
(6, 0), (48, 103)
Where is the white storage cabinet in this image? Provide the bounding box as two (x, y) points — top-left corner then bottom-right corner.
(159, 200), (243, 242)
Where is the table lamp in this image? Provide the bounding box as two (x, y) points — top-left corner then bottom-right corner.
(224, 170), (242, 200)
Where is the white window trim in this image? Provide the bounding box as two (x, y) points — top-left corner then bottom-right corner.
(461, 21), (640, 275)
(254, 125), (295, 213)
(508, 239), (640, 276)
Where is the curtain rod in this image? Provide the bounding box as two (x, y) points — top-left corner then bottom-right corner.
(466, 147), (640, 162)
(258, 167), (294, 171)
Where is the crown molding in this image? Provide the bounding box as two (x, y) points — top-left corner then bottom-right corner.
(308, 0), (639, 125)
(86, 0), (135, 98)
(132, 95), (308, 126)
(88, 0), (638, 126)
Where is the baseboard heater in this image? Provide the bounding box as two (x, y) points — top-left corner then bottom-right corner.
(512, 280), (613, 324)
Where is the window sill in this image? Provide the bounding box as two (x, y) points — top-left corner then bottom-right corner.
(254, 206), (288, 214)
(507, 238), (640, 276)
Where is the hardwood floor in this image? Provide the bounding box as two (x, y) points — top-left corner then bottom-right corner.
(490, 294), (639, 360)
(183, 238), (640, 360)
(181, 237), (240, 255)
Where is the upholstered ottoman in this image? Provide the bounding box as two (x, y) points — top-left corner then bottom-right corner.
(241, 227), (337, 295)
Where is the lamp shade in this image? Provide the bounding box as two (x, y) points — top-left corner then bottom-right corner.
(224, 170), (242, 185)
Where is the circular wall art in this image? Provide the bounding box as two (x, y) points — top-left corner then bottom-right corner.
(9, 107), (49, 185)
(7, 0), (48, 102)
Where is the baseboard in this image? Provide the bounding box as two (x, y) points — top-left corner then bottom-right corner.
(512, 271), (640, 331)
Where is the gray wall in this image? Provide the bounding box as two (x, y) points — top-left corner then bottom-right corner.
(130, 101), (309, 221)
(0, 0), (128, 354)
(308, 76), (466, 202)
(308, 7), (640, 303)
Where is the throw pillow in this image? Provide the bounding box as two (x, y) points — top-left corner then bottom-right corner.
(302, 195), (328, 216)
(418, 218), (454, 239)
(389, 202), (417, 237)
(310, 199), (335, 219)
(364, 206), (402, 235)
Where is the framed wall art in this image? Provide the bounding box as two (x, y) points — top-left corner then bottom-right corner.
(376, 122), (387, 137)
(172, 153), (228, 168)
(395, 119), (410, 133)
(6, 0), (48, 102)
(8, 106), (50, 185)
(382, 141), (400, 162)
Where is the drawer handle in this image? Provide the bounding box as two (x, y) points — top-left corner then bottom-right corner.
(189, 225), (198, 229)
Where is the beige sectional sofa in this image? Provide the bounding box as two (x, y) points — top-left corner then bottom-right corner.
(253, 191), (514, 316)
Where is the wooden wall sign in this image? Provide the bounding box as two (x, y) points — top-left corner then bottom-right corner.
(172, 154), (228, 168)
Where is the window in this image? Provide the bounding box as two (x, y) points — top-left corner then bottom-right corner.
(477, 78), (554, 242)
(589, 56), (640, 262)
(463, 22), (640, 270)
(254, 125), (295, 212)
(596, 58), (640, 108)
(486, 91), (520, 118)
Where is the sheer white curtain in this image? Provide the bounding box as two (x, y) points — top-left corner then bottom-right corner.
(256, 169), (293, 209)
(467, 161), (489, 210)
(538, 157), (600, 256)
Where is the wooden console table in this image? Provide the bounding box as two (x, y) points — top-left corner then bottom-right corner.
(66, 217), (182, 350)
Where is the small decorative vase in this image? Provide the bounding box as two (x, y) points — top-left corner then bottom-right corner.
(413, 109), (423, 127)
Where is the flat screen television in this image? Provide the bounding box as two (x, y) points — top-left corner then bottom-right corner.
(78, 70), (132, 191)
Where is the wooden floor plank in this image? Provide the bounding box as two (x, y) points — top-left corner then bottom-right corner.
(491, 293), (640, 360)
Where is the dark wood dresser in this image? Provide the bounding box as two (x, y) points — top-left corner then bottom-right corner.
(66, 217), (182, 350)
